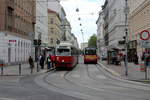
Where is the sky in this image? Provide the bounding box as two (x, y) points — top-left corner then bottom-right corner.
(60, 0), (105, 47)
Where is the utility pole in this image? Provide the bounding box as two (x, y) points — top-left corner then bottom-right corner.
(124, 0), (129, 76)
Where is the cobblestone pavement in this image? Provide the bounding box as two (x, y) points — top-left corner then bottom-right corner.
(99, 60), (150, 81)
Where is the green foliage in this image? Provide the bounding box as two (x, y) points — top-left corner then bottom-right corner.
(88, 34), (97, 48)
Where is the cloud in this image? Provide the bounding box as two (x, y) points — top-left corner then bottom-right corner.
(60, 0), (105, 47)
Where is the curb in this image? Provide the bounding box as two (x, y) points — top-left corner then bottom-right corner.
(98, 62), (121, 77)
(98, 61), (150, 86)
(0, 68), (55, 77)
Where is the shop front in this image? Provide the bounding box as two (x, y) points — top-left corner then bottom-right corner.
(127, 40), (137, 62)
(107, 45), (123, 65)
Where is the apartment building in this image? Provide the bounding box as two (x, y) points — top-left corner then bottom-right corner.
(0, 0), (35, 64)
(64, 19), (72, 41)
(34, 0), (48, 60)
(96, 11), (105, 57)
(35, 0), (48, 45)
(48, 1), (67, 41)
(128, 0), (150, 59)
(48, 9), (62, 47)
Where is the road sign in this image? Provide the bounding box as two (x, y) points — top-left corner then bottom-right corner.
(9, 40), (16, 42)
(141, 40), (150, 48)
(140, 30), (150, 40)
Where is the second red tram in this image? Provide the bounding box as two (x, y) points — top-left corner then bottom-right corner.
(55, 42), (78, 69)
(84, 47), (98, 64)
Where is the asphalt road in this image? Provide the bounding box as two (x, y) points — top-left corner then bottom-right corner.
(0, 56), (150, 100)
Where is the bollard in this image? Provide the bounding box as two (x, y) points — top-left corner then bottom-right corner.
(145, 65), (147, 80)
(37, 62), (39, 72)
(19, 63), (21, 75)
(1, 65), (3, 75)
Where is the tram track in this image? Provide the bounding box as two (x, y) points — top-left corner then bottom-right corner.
(34, 62), (150, 100)
(61, 64), (150, 100)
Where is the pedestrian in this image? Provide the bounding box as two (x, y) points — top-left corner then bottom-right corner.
(28, 56), (34, 69)
(47, 55), (51, 69)
(40, 55), (45, 69)
(134, 54), (139, 65)
(145, 53), (150, 68)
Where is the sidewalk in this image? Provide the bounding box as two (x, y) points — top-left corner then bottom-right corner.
(0, 62), (52, 76)
(99, 60), (150, 82)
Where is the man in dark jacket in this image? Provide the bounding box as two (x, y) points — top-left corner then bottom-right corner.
(40, 55), (45, 69)
(28, 56), (34, 69)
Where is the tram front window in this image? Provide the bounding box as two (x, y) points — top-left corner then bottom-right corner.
(56, 49), (71, 56)
(85, 50), (96, 55)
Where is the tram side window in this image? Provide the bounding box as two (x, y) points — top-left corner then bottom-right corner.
(71, 48), (75, 56)
(71, 48), (77, 56)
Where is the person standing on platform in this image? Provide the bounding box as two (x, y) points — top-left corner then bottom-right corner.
(40, 55), (45, 69)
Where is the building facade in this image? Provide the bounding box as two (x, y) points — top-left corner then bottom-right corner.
(35, 0), (48, 44)
(102, 0), (109, 47)
(48, 9), (62, 47)
(101, 0), (127, 63)
(70, 33), (79, 48)
(64, 19), (72, 41)
(107, 0), (126, 50)
(96, 11), (105, 57)
(128, 0), (150, 59)
(48, 1), (67, 41)
(0, 0), (35, 65)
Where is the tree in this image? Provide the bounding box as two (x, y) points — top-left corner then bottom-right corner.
(88, 34), (97, 48)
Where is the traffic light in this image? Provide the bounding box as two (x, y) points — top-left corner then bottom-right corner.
(38, 39), (41, 45)
(34, 39), (38, 45)
(118, 36), (126, 45)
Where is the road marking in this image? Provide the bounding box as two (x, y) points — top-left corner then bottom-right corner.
(72, 74), (80, 78)
(96, 75), (106, 79)
(0, 98), (16, 100)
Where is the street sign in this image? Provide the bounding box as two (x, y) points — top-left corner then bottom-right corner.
(141, 40), (150, 48)
(140, 30), (150, 40)
(9, 40), (16, 42)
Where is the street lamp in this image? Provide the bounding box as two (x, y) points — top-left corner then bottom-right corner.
(124, 0), (129, 76)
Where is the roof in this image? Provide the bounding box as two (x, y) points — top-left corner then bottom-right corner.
(48, 9), (57, 14)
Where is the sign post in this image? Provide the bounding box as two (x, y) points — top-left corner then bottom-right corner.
(140, 30), (150, 80)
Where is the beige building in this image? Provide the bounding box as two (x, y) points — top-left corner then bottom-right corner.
(128, 0), (150, 58)
(0, 0), (35, 64)
(48, 9), (62, 47)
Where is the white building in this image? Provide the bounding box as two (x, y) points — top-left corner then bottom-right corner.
(64, 19), (72, 41)
(35, 0), (48, 43)
(70, 33), (79, 49)
(96, 11), (105, 57)
(0, 32), (32, 65)
(107, 0), (126, 50)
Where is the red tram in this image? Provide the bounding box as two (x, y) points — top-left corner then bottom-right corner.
(55, 42), (78, 70)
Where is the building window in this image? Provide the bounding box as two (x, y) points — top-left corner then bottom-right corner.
(51, 38), (53, 43)
(50, 18), (54, 24)
(51, 28), (54, 34)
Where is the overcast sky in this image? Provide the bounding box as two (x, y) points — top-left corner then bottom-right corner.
(60, 0), (105, 47)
